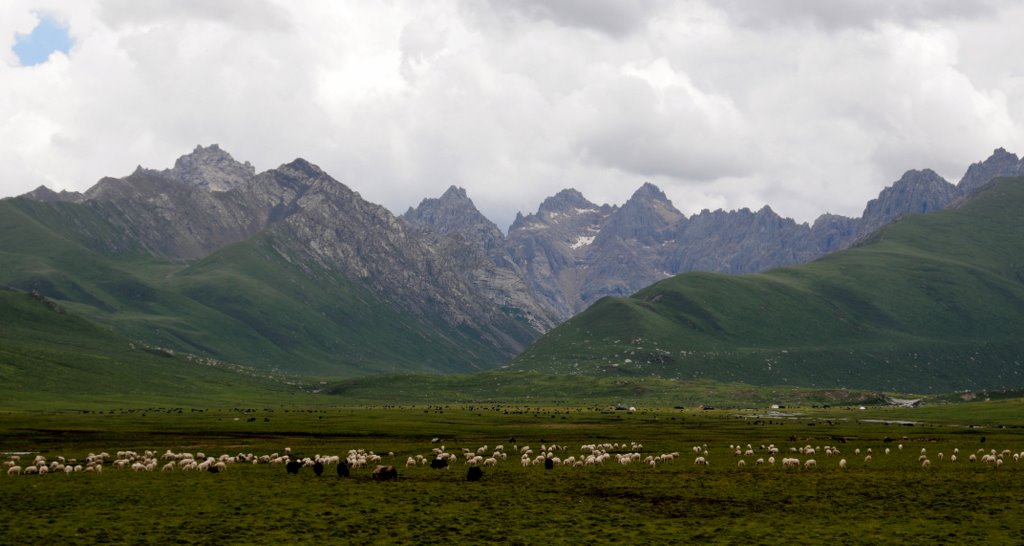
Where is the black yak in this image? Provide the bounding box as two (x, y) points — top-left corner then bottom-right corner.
(371, 465), (398, 481)
(430, 458), (449, 470)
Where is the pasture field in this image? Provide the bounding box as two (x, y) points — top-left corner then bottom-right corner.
(2, 402), (1024, 544)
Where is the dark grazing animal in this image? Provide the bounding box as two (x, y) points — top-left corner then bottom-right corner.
(466, 466), (483, 481)
(286, 460), (301, 475)
(371, 465), (398, 481)
(313, 461), (324, 477)
(430, 458), (449, 469)
(337, 460), (350, 477)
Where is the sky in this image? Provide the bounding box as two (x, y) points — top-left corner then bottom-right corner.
(2, 1), (1023, 231)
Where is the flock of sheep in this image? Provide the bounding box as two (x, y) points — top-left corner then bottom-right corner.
(4, 440), (1022, 479)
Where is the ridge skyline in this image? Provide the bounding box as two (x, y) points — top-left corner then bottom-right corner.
(20, 143), (1023, 237)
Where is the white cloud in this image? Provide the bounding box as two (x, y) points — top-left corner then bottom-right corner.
(2, 0), (1024, 230)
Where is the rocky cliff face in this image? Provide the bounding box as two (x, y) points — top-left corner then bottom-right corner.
(402, 187), (557, 332)
(857, 169), (962, 236)
(506, 189), (616, 319)
(163, 144), (256, 192)
(958, 147), (1024, 195)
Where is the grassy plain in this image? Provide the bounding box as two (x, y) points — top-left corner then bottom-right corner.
(2, 401), (1023, 544)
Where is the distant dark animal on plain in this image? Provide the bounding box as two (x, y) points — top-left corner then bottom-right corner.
(207, 465), (219, 474)
(371, 465), (398, 481)
(313, 461), (324, 476)
(337, 460), (350, 477)
(286, 460), (301, 475)
(544, 458), (554, 470)
(467, 466), (483, 481)
(430, 458), (449, 469)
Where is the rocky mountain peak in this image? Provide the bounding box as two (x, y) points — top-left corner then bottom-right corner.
(958, 147), (1023, 195)
(440, 185), (470, 202)
(627, 182), (671, 204)
(164, 144), (255, 192)
(272, 158), (332, 186)
(598, 182), (684, 245)
(620, 182), (683, 221)
(21, 185), (84, 203)
(536, 188), (598, 215)
(859, 168), (960, 235)
(404, 185), (499, 237)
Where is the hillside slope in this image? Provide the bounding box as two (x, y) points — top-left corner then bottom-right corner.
(0, 190), (534, 375)
(510, 177), (1024, 393)
(0, 289), (303, 408)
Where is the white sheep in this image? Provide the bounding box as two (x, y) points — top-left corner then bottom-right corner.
(803, 459), (816, 469)
(7, 466), (21, 476)
(839, 459), (847, 469)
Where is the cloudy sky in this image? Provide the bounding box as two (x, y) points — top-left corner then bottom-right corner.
(3, 1), (1023, 230)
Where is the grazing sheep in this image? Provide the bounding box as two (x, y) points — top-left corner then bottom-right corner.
(286, 461), (301, 475)
(7, 466), (21, 476)
(839, 459), (847, 469)
(921, 459), (931, 469)
(803, 459), (816, 469)
(337, 460), (351, 478)
(313, 462), (324, 477)
(467, 466), (483, 482)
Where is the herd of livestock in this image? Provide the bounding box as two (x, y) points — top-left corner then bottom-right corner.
(5, 439), (1022, 480)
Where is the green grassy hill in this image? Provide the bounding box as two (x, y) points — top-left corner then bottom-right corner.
(511, 177), (1024, 393)
(0, 198), (519, 376)
(0, 289), (308, 409)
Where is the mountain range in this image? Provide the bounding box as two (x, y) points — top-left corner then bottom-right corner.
(407, 147), (1022, 319)
(511, 174), (1024, 393)
(4, 144), (1022, 378)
